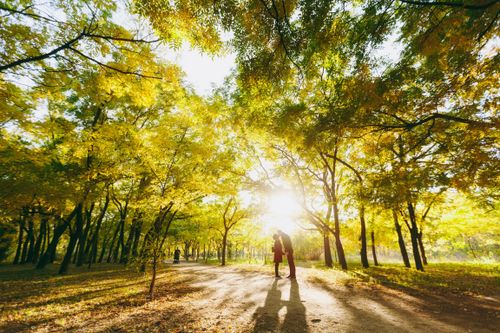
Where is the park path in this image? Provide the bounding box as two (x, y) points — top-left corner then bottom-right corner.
(167, 263), (498, 333)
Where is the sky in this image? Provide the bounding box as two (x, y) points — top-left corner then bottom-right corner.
(162, 47), (236, 96)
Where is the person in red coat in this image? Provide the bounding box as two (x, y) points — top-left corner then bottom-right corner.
(272, 233), (283, 278)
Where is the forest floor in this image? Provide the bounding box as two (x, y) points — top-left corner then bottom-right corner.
(0, 262), (499, 333)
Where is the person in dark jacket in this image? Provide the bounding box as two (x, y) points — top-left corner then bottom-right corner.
(173, 248), (181, 264)
(272, 233), (283, 278)
(278, 230), (296, 278)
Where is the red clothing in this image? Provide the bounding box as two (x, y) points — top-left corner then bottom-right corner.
(272, 239), (283, 263)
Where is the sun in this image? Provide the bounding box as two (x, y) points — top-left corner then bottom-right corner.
(260, 189), (302, 235)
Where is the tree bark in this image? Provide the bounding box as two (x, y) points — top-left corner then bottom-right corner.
(371, 231), (379, 266)
(76, 204), (94, 266)
(323, 232), (333, 268)
(407, 201), (424, 271)
(13, 217), (25, 264)
(221, 232), (228, 266)
(32, 218), (47, 264)
(417, 231), (428, 265)
(360, 205), (369, 268)
(393, 210), (411, 268)
(36, 205), (79, 269)
(59, 204), (84, 274)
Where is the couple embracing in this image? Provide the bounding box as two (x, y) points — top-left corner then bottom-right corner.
(272, 230), (296, 279)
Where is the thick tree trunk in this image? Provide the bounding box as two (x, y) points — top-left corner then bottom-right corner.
(13, 217), (25, 264)
(417, 232), (428, 265)
(393, 210), (411, 268)
(323, 232), (333, 268)
(59, 205), (84, 274)
(371, 231), (379, 266)
(407, 201), (424, 271)
(359, 205), (369, 268)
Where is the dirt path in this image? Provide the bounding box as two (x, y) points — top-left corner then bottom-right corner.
(166, 263), (499, 333)
(1, 263), (498, 333)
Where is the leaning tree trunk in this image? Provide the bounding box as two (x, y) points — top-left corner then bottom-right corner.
(332, 199), (347, 270)
(323, 232), (333, 268)
(393, 210), (411, 268)
(59, 205), (84, 274)
(32, 218), (47, 264)
(417, 232), (428, 265)
(13, 217), (25, 264)
(37, 205), (80, 269)
(76, 204), (94, 267)
(371, 231), (379, 266)
(407, 201), (424, 271)
(359, 205), (369, 268)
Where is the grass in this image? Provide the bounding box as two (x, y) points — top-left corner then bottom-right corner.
(0, 263), (205, 333)
(347, 262), (500, 296)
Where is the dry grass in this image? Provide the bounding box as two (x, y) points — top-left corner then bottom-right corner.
(0, 264), (206, 333)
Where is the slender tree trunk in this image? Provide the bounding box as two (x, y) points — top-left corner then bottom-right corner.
(98, 228), (110, 264)
(13, 217), (25, 264)
(107, 222), (120, 263)
(76, 204), (94, 266)
(59, 205), (84, 274)
(121, 212), (139, 264)
(360, 205), (369, 268)
(417, 231), (428, 265)
(148, 255), (157, 299)
(407, 201), (424, 271)
(393, 210), (411, 268)
(21, 218), (34, 264)
(32, 218), (47, 264)
(221, 232), (228, 266)
(332, 203), (347, 270)
(371, 231), (379, 266)
(37, 205), (80, 269)
(323, 232), (333, 268)
(131, 220), (142, 259)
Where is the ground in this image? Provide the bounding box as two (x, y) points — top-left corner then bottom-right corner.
(0, 262), (499, 332)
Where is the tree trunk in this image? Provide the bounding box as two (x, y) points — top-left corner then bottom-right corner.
(13, 217), (25, 264)
(371, 231), (379, 266)
(417, 231), (428, 265)
(32, 218), (47, 264)
(21, 218), (34, 264)
(131, 220), (142, 259)
(332, 202), (347, 270)
(76, 204), (94, 266)
(359, 205), (369, 268)
(121, 212), (139, 264)
(323, 232), (333, 268)
(407, 201), (424, 271)
(36, 205), (79, 269)
(148, 255), (157, 299)
(221, 232), (228, 266)
(106, 221), (120, 263)
(393, 210), (411, 268)
(59, 205), (84, 274)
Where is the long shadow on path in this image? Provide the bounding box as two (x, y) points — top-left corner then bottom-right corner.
(253, 279), (307, 333)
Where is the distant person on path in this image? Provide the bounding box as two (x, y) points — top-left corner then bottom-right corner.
(278, 230), (296, 279)
(271, 233), (283, 278)
(173, 248), (181, 264)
